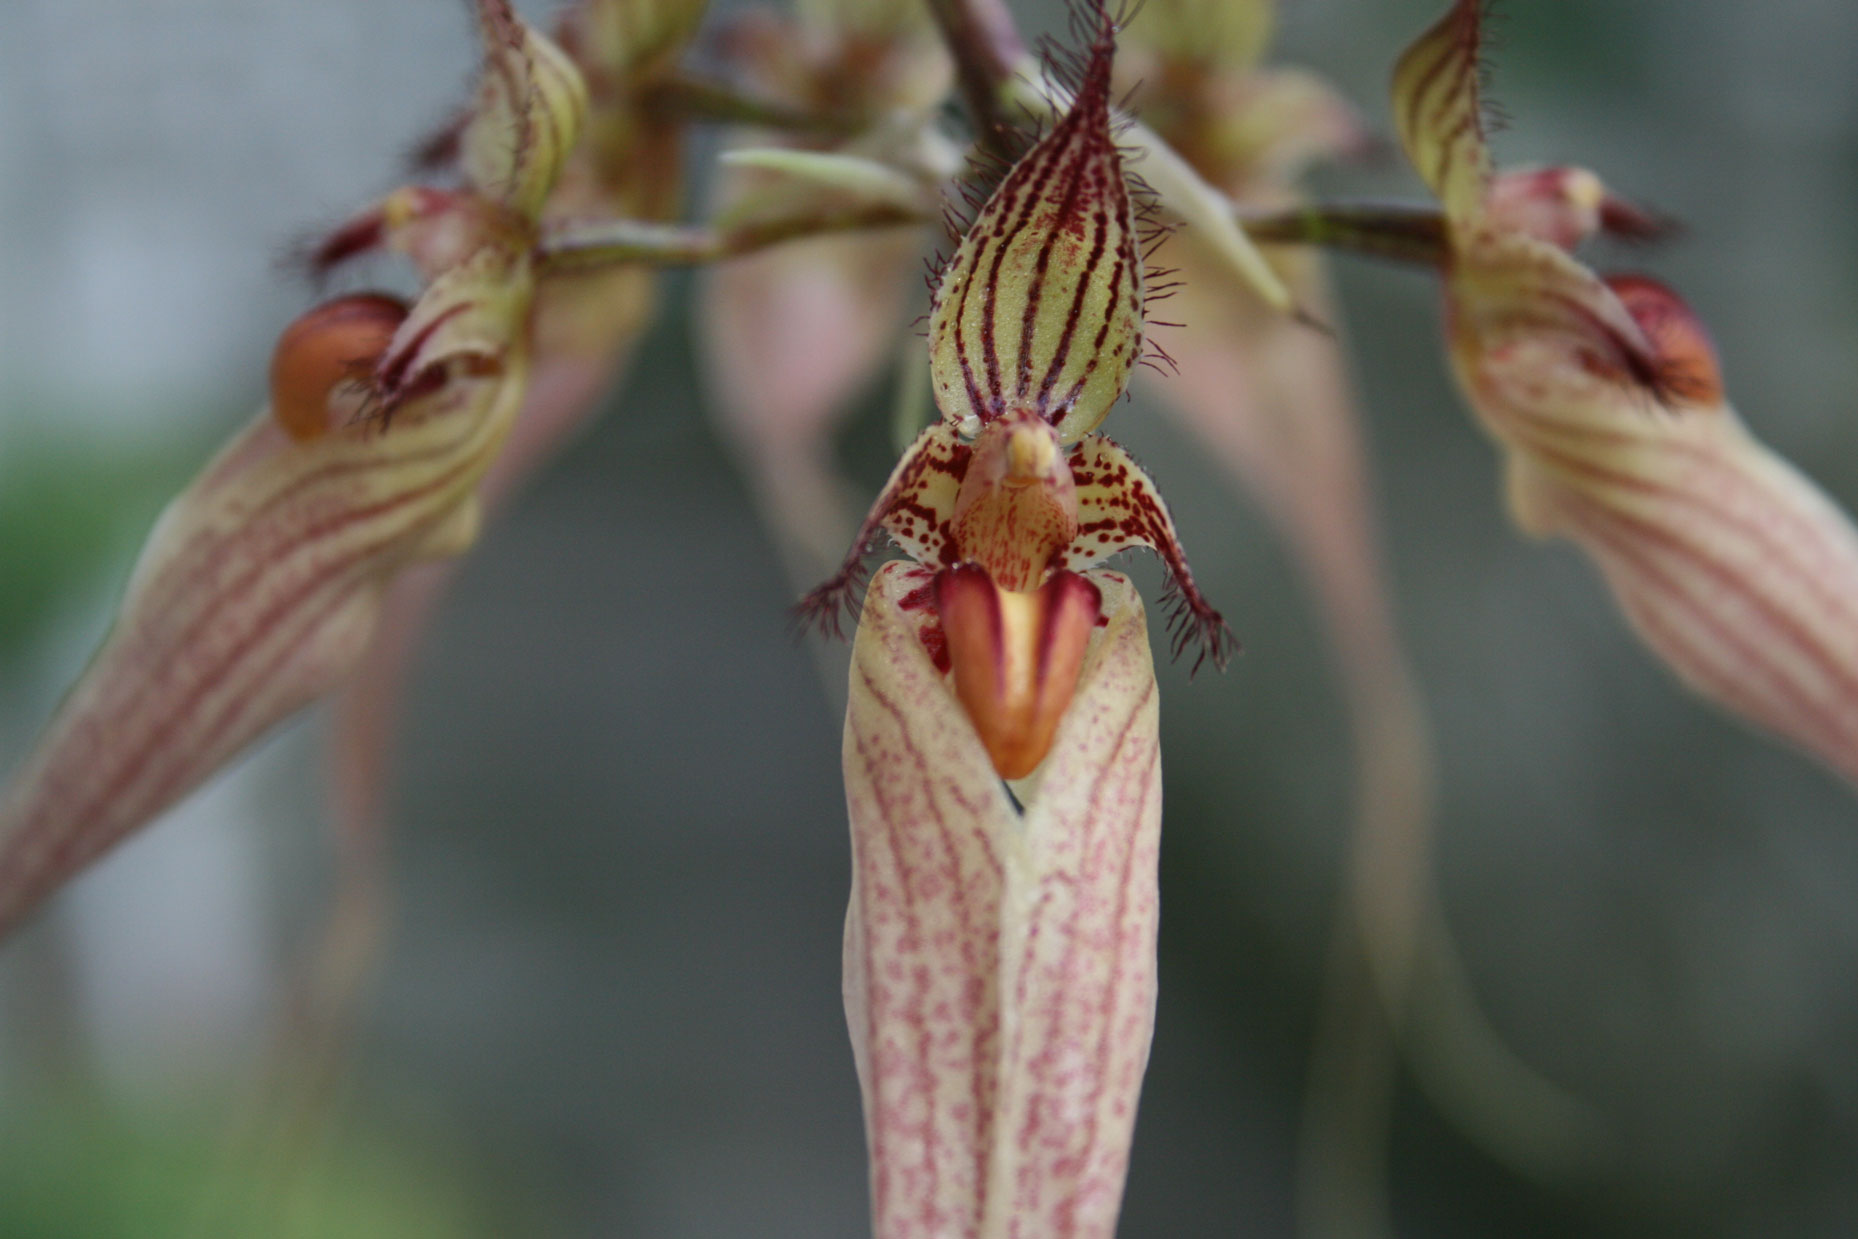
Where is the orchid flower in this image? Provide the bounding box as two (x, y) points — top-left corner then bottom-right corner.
(296, 3), (712, 1057)
(1389, 0), (1858, 784)
(700, 0), (1299, 601)
(805, 13), (1232, 1234)
(0, 0), (585, 939)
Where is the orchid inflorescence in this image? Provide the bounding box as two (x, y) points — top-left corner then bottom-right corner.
(6, 0), (1858, 1235)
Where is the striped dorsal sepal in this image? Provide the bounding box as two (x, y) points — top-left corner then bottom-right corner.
(928, 5), (1144, 447)
(1392, 0), (1492, 229)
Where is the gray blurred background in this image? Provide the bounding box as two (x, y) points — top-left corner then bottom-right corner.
(3, 1), (1858, 1235)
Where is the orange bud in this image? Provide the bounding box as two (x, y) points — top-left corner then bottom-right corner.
(936, 565), (1102, 779)
(268, 294), (408, 442)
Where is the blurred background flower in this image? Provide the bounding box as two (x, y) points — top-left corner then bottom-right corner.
(3, 1), (1858, 1236)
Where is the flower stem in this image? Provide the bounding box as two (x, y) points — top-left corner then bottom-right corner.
(640, 73), (867, 136)
(534, 204), (931, 273)
(923, 0), (1026, 163)
(1239, 202), (1450, 266)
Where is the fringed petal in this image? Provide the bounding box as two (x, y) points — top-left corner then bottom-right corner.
(798, 423), (970, 634)
(1061, 434), (1234, 671)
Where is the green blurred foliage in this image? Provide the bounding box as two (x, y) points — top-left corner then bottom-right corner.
(0, 1089), (492, 1239)
(0, 429), (199, 674)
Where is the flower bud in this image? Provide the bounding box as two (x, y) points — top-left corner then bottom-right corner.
(462, 0), (589, 220)
(268, 294), (409, 442)
(936, 565), (1103, 779)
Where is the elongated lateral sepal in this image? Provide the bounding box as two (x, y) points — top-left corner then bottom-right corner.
(844, 562), (1161, 1238)
(988, 570), (1160, 1237)
(1454, 253), (1858, 781)
(0, 343), (532, 940)
(928, 14), (1142, 445)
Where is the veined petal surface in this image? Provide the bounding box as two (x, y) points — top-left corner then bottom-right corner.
(843, 562), (1160, 1239)
(928, 28), (1142, 444)
(0, 353), (529, 938)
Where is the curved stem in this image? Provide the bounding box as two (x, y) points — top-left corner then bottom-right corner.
(535, 203), (931, 274)
(923, 0), (1026, 163)
(1239, 202), (1450, 266)
(640, 73), (868, 136)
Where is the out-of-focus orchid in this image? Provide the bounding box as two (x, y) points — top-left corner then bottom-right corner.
(0, 0), (585, 938)
(1388, 0), (1858, 784)
(808, 14), (1229, 1234)
(699, 0), (954, 589)
(325, 0), (710, 863)
(293, 0), (713, 1077)
(1118, 0), (1600, 1220)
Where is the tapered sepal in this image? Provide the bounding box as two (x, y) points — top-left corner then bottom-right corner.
(462, 0), (589, 219)
(1391, 0), (1491, 228)
(989, 570), (1160, 1238)
(927, 25), (1143, 445)
(1449, 274), (1858, 781)
(0, 346), (531, 939)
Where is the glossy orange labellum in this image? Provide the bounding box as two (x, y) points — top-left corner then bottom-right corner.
(935, 564), (1103, 779)
(1604, 274), (1724, 408)
(268, 293), (409, 442)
